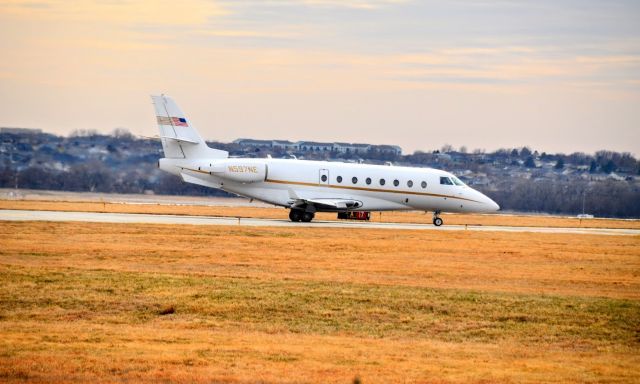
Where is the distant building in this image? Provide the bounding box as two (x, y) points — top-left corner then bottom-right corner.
(298, 141), (333, 152)
(333, 142), (372, 154)
(232, 138), (403, 155)
(608, 173), (626, 181)
(233, 138), (272, 148)
(371, 145), (402, 156)
(1, 127), (43, 135)
(332, 142), (353, 153)
(351, 144), (371, 154)
(434, 153), (452, 161)
(272, 140), (298, 151)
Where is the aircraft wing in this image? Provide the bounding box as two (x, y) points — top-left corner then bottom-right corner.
(290, 198), (363, 210)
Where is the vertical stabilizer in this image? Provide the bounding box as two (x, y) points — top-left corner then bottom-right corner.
(151, 94), (228, 159)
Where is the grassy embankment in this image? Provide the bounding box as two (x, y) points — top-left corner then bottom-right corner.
(1, 199), (639, 229)
(1, 221), (639, 383)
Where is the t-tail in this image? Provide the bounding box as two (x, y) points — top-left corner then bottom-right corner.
(151, 94), (228, 159)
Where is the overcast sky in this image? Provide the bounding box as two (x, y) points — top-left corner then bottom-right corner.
(1, 0), (639, 154)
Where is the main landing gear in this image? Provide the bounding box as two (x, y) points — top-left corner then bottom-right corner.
(289, 209), (314, 223)
(432, 211), (443, 227)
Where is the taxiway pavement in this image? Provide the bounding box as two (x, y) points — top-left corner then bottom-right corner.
(1, 209), (638, 236)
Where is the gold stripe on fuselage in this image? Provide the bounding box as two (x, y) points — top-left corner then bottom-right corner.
(264, 178), (480, 203)
(182, 167), (210, 175)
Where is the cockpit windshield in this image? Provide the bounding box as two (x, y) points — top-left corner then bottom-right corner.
(441, 176), (465, 186)
(451, 176), (465, 186)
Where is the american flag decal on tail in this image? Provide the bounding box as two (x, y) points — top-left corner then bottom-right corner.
(157, 116), (188, 127)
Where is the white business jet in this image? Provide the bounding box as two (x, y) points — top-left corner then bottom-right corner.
(152, 95), (499, 225)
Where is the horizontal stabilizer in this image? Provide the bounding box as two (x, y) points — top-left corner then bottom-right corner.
(180, 172), (223, 189)
(138, 134), (160, 141)
(160, 135), (199, 144)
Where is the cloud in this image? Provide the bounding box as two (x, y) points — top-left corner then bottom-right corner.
(300, 0), (408, 9)
(385, 46), (640, 91)
(192, 24), (309, 42)
(0, 0), (228, 26)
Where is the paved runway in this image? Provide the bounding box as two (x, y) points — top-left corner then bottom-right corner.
(0, 189), (273, 207)
(1, 209), (638, 236)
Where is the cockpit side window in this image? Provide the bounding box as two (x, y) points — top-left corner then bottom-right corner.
(440, 176), (453, 185)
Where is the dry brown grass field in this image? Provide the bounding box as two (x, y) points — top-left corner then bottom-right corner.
(2, 199), (640, 229)
(1, 221), (639, 383)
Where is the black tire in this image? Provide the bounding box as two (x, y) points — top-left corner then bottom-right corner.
(301, 212), (314, 222)
(289, 209), (303, 222)
(433, 217), (443, 227)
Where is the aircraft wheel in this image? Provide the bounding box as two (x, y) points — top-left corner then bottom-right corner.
(289, 209), (303, 222)
(301, 212), (314, 222)
(433, 217), (443, 227)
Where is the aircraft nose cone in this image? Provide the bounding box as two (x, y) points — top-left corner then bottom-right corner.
(474, 190), (500, 212)
(481, 194), (500, 211)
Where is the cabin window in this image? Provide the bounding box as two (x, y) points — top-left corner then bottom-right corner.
(321, 175), (327, 182)
(352, 177), (358, 184)
(440, 176), (453, 185)
(407, 180), (413, 188)
(393, 179), (399, 187)
(421, 181), (427, 188)
(379, 178), (386, 186)
(366, 177), (372, 185)
(337, 176), (343, 183)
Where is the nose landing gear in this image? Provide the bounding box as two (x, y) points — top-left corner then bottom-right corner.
(432, 211), (443, 226)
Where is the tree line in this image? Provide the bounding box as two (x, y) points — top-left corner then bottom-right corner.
(0, 162), (230, 197)
(1, 130), (639, 217)
(482, 179), (640, 218)
(2, 163), (638, 218)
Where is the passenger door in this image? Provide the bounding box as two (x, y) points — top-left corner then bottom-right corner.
(319, 169), (330, 185)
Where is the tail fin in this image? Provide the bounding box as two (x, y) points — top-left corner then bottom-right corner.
(151, 94), (228, 159)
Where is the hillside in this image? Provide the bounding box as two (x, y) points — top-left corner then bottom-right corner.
(1, 129), (639, 218)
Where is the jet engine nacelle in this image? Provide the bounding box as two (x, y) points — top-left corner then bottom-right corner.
(210, 161), (266, 183)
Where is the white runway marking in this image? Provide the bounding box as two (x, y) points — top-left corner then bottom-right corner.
(1, 209), (638, 236)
